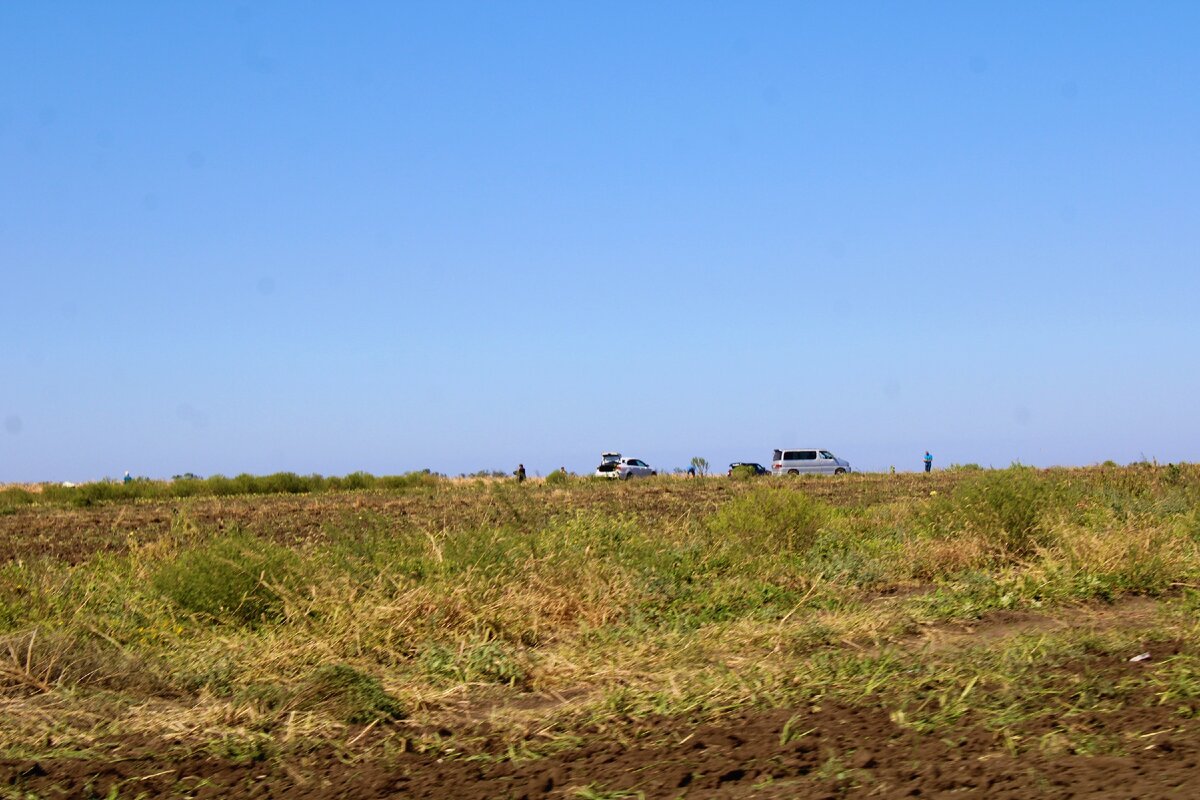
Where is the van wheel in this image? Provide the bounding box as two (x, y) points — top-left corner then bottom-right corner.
(622, 471), (633, 481)
(787, 469), (799, 475)
(834, 468), (846, 475)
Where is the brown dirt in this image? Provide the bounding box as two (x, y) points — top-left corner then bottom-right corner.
(3, 693), (1197, 799)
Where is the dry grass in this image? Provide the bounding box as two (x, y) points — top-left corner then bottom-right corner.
(1, 463), (1199, 759)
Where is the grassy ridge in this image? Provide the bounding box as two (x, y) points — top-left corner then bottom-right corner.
(1, 464), (1198, 761)
(0, 470), (442, 510)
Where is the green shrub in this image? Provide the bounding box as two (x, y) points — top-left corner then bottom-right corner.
(923, 467), (1076, 555)
(0, 488), (37, 513)
(41, 481), (129, 507)
(259, 472), (309, 494)
(27, 471), (441, 506)
(169, 477), (206, 497)
(706, 487), (831, 552)
(297, 663), (405, 723)
(200, 474), (237, 496)
(377, 471), (441, 491)
(544, 469), (569, 486)
(153, 532), (304, 625)
(328, 471), (375, 491)
(729, 465), (762, 480)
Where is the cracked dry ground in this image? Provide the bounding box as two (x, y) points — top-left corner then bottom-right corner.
(4, 689), (1198, 799)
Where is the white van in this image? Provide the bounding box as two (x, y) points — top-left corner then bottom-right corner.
(771, 449), (851, 475)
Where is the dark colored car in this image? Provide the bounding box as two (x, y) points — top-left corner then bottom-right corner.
(727, 462), (769, 476)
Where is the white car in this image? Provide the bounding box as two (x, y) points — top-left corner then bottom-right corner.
(594, 452), (657, 480)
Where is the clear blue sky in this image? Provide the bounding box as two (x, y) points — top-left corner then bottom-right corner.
(3, 1), (1198, 481)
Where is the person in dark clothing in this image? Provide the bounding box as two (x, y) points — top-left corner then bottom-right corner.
(515, 464), (526, 483)
(923, 452), (933, 473)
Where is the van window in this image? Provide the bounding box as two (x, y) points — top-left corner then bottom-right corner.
(820, 451), (834, 459)
(783, 451), (802, 460)
(798, 451), (816, 460)
(773, 450), (782, 461)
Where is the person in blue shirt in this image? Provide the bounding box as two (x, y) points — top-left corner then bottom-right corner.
(923, 452), (933, 473)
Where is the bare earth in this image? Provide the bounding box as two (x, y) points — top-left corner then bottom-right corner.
(3, 688), (1196, 798)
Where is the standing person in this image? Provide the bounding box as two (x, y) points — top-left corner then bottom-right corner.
(923, 451), (933, 473)
(515, 464), (526, 483)
(123, 471), (132, 484)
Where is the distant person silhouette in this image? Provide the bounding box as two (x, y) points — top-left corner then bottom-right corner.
(123, 471), (132, 484)
(515, 464), (526, 483)
(923, 452), (933, 473)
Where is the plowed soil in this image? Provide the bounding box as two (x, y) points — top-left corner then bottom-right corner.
(3, 696), (1197, 799)
(0, 474), (966, 564)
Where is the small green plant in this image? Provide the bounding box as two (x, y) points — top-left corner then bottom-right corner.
(545, 468), (570, 486)
(779, 713), (816, 745)
(690, 457), (710, 477)
(207, 734), (277, 763)
(420, 640), (527, 686)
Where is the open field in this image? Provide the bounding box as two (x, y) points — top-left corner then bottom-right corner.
(2, 465), (1200, 798)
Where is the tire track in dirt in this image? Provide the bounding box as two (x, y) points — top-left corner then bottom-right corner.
(900, 596), (1162, 653)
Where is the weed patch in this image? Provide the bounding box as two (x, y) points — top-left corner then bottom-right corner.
(922, 468), (1078, 556)
(153, 532), (305, 625)
(707, 487), (832, 553)
(420, 639), (527, 687)
(295, 663), (405, 723)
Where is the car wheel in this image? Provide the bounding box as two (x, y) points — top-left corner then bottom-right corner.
(651, 471), (657, 476)
(622, 471), (633, 481)
(787, 469), (799, 475)
(834, 468), (846, 475)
